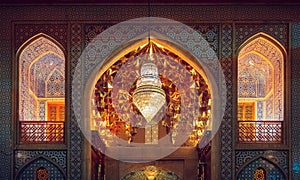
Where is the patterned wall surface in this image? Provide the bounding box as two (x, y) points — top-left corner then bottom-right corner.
(187, 24), (219, 55)
(70, 23), (84, 180)
(0, 9), (12, 180)
(46, 69), (65, 97)
(238, 35), (285, 120)
(77, 22), (221, 82)
(84, 23), (219, 53)
(2, 6), (300, 23)
(235, 23), (288, 49)
(234, 23), (289, 178)
(235, 150), (289, 175)
(291, 23), (300, 180)
(19, 37), (65, 120)
(15, 150), (67, 174)
(17, 158), (65, 180)
(257, 101), (263, 120)
(220, 23), (234, 180)
(237, 157), (285, 180)
(1, 5), (298, 180)
(13, 24), (68, 180)
(30, 54), (65, 98)
(15, 24), (67, 50)
(238, 54), (273, 98)
(74, 21), (222, 179)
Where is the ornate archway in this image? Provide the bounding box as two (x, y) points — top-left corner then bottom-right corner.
(237, 157), (286, 180)
(16, 157), (65, 180)
(237, 32), (286, 143)
(72, 17), (226, 180)
(17, 33), (66, 143)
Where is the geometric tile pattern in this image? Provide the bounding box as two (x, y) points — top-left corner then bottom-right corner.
(70, 23), (84, 180)
(46, 69), (65, 97)
(81, 22), (221, 81)
(15, 24), (67, 50)
(238, 54), (272, 99)
(5, 13), (292, 180)
(238, 36), (285, 120)
(15, 150), (67, 173)
(220, 23), (234, 180)
(16, 157), (65, 180)
(291, 23), (300, 180)
(84, 23), (219, 54)
(13, 23), (68, 179)
(78, 22), (221, 177)
(84, 24), (112, 43)
(19, 37), (65, 121)
(31, 54), (65, 98)
(0, 21), (12, 180)
(188, 24), (219, 55)
(235, 23), (288, 49)
(234, 23), (289, 179)
(235, 150), (289, 175)
(237, 157), (285, 180)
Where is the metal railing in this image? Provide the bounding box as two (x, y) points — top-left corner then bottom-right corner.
(238, 121), (282, 143)
(19, 121), (64, 143)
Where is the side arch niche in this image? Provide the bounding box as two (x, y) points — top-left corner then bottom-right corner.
(237, 157), (286, 180)
(16, 157), (65, 180)
(17, 33), (66, 143)
(237, 32), (286, 143)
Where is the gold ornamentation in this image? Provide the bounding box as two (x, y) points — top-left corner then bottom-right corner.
(94, 41), (211, 146)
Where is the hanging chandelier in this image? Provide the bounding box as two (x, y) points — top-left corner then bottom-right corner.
(132, 44), (166, 124)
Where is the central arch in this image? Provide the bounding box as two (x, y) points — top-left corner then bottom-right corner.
(72, 17), (226, 180)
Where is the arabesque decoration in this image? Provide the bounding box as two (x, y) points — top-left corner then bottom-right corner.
(93, 41), (211, 146)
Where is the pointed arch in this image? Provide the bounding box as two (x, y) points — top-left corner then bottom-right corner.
(17, 33), (66, 143)
(17, 33), (65, 57)
(237, 32), (286, 56)
(71, 18), (225, 179)
(45, 68), (65, 98)
(16, 156), (66, 180)
(237, 156), (286, 179)
(87, 38), (214, 145)
(237, 32), (286, 143)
